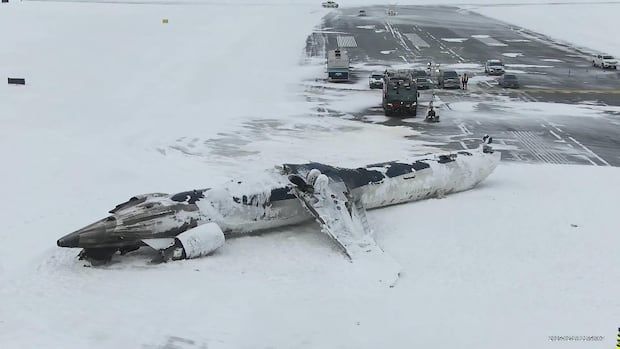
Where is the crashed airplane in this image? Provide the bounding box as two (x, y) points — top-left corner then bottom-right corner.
(58, 137), (500, 270)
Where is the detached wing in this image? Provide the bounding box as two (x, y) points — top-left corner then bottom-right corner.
(290, 175), (401, 284)
(291, 180), (373, 259)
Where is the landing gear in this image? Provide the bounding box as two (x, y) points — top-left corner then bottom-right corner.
(150, 240), (185, 264)
(78, 248), (116, 265)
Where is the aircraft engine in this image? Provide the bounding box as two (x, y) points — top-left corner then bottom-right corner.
(172, 223), (225, 260)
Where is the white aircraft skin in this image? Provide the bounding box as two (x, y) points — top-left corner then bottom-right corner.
(57, 144), (500, 263)
(202, 147), (500, 234)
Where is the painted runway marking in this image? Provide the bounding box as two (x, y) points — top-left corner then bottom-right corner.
(425, 31), (466, 62)
(511, 131), (568, 164)
(336, 35), (357, 48)
(522, 92), (537, 102)
(458, 123), (472, 135)
(568, 136), (610, 166)
(522, 88), (620, 94)
(577, 154), (598, 166)
(472, 35), (508, 47)
(548, 122), (564, 133)
(404, 33), (430, 48)
(385, 21), (417, 60)
(549, 130), (563, 140)
(441, 38), (468, 43)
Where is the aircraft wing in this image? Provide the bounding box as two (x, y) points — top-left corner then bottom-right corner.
(289, 174), (401, 285)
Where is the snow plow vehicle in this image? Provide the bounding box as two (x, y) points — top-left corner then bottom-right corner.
(382, 70), (418, 117)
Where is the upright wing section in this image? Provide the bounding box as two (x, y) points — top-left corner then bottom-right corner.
(288, 171), (401, 284)
(291, 176), (373, 259)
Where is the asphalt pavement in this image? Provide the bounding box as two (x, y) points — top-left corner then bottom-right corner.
(306, 5), (620, 166)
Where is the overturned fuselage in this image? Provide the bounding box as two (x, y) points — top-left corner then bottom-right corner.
(57, 144), (500, 264)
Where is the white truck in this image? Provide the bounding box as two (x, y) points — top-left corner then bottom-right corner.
(592, 54), (618, 69)
(327, 49), (349, 82)
(321, 1), (338, 8)
(484, 59), (505, 75)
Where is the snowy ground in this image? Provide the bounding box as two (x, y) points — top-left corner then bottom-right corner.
(1, 164), (619, 349)
(1, 0), (620, 348)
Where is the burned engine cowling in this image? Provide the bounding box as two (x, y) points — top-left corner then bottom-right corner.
(168, 223), (225, 260)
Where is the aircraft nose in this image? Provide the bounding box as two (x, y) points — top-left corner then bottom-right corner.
(57, 233), (80, 248)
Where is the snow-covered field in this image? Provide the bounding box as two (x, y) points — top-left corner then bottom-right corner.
(2, 162), (619, 349)
(1, 1), (619, 348)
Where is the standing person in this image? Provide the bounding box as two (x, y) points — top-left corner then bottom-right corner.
(462, 73), (469, 90)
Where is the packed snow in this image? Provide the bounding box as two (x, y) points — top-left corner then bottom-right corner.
(1, 0), (620, 348)
(502, 52), (523, 58)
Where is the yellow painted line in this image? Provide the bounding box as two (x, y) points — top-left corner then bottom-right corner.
(522, 88), (620, 94)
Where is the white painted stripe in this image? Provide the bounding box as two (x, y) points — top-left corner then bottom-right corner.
(568, 136), (610, 166)
(577, 154), (598, 166)
(404, 33), (429, 48)
(337, 35), (357, 48)
(511, 131), (569, 164)
(549, 130), (562, 140)
(472, 35), (507, 47)
(457, 123), (472, 135)
(549, 123), (564, 133)
(518, 131), (567, 164)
